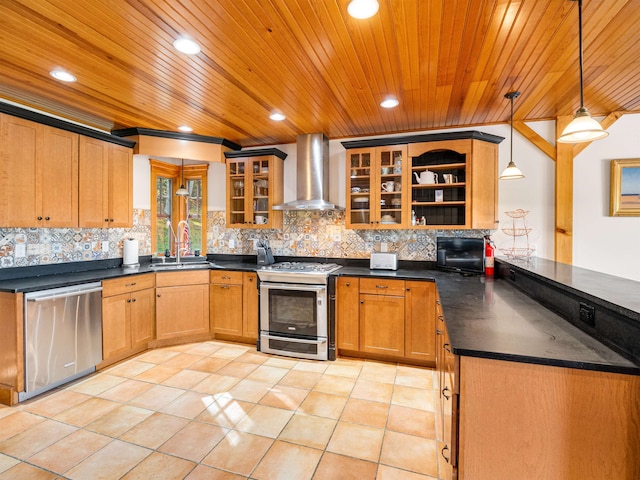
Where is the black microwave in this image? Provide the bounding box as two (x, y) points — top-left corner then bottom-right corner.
(436, 237), (485, 274)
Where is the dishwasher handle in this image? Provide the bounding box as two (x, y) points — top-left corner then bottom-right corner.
(26, 284), (103, 302)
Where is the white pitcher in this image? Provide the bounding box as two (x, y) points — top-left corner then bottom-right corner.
(414, 170), (438, 184)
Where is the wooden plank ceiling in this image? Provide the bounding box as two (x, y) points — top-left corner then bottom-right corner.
(1, 0), (639, 147)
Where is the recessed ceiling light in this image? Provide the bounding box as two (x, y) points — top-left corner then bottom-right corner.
(380, 97), (399, 108)
(348, 0), (379, 19)
(269, 112), (286, 121)
(178, 125), (193, 132)
(50, 69), (77, 82)
(173, 37), (201, 55)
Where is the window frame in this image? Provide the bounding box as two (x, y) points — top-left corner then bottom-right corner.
(150, 159), (208, 256)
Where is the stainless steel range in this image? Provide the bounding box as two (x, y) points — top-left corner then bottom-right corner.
(257, 262), (342, 361)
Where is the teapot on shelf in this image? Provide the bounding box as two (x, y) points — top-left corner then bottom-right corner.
(414, 169), (438, 184)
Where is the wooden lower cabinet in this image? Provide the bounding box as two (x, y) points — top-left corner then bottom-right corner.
(155, 271), (209, 341)
(210, 271), (258, 342)
(336, 276), (436, 365)
(436, 311), (640, 480)
(337, 277), (360, 350)
(406, 280), (437, 362)
(101, 274), (155, 367)
(0, 292), (23, 405)
(360, 292), (405, 357)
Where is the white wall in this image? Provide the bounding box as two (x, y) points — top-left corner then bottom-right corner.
(572, 114), (640, 281)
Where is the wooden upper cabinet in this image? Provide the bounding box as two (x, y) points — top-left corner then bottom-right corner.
(346, 145), (408, 229)
(408, 138), (498, 229)
(225, 150), (285, 229)
(342, 132), (502, 230)
(0, 114), (78, 227)
(79, 136), (133, 228)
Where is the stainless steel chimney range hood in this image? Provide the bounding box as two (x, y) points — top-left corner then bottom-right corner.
(273, 133), (343, 211)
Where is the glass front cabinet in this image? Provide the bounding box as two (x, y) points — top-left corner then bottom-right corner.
(342, 132), (502, 230)
(224, 149), (286, 229)
(346, 145), (408, 229)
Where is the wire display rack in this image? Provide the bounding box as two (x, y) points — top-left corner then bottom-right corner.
(499, 209), (535, 258)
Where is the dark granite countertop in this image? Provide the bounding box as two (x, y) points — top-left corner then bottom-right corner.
(498, 256), (640, 322)
(1, 255), (638, 375)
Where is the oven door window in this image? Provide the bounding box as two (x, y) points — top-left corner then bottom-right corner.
(268, 288), (320, 337)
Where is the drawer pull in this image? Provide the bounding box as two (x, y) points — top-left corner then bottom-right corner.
(441, 445), (450, 463)
(221, 285), (230, 289)
(375, 285), (388, 289)
(442, 386), (451, 400)
(125, 282), (137, 287)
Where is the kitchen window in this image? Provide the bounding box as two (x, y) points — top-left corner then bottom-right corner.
(150, 160), (208, 256)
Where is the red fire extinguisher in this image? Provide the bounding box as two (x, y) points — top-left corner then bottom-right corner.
(484, 235), (495, 276)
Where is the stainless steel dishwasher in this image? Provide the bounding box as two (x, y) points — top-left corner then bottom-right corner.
(20, 282), (103, 401)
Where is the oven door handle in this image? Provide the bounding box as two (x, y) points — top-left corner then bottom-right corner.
(262, 333), (327, 345)
(260, 283), (326, 293)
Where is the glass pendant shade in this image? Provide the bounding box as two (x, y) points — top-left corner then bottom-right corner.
(557, 107), (609, 143)
(499, 161), (525, 180)
(348, 0), (379, 19)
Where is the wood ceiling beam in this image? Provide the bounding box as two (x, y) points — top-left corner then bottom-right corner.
(513, 121), (556, 161)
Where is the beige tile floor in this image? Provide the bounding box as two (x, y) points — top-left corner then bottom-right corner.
(0, 340), (444, 480)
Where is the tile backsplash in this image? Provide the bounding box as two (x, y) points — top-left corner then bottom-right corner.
(0, 209), (486, 268)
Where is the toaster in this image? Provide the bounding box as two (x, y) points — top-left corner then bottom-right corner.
(370, 252), (398, 270)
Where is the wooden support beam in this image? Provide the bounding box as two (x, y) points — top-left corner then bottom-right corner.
(555, 116), (574, 265)
(513, 121), (556, 161)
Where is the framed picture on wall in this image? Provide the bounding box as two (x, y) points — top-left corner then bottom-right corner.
(610, 159), (640, 216)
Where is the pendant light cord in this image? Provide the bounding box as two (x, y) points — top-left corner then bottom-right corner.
(577, 0), (584, 109)
(510, 94), (514, 162)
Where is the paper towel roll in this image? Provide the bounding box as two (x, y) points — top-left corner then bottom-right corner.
(123, 238), (139, 267)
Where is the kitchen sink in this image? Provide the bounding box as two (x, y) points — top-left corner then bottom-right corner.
(148, 261), (213, 270)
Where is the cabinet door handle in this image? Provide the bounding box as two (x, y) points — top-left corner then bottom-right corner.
(441, 445), (450, 463)
(442, 386), (451, 400)
(436, 329), (444, 335)
(360, 300), (364, 304)
(127, 298), (132, 303)
(110, 219), (114, 222)
(436, 300), (441, 305)
(345, 282), (350, 287)
(443, 343), (451, 353)
(406, 288), (410, 291)
(248, 277), (254, 282)
(45, 216), (50, 221)
(438, 315), (444, 321)
(105, 218), (109, 222)
(157, 294), (161, 297)
(132, 298), (136, 302)
(37, 216), (43, 221)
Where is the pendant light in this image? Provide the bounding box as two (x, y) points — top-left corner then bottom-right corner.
(557, 0), (608, 143)
(175, 159), (189, 196)
(500, 91), (525, 180)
